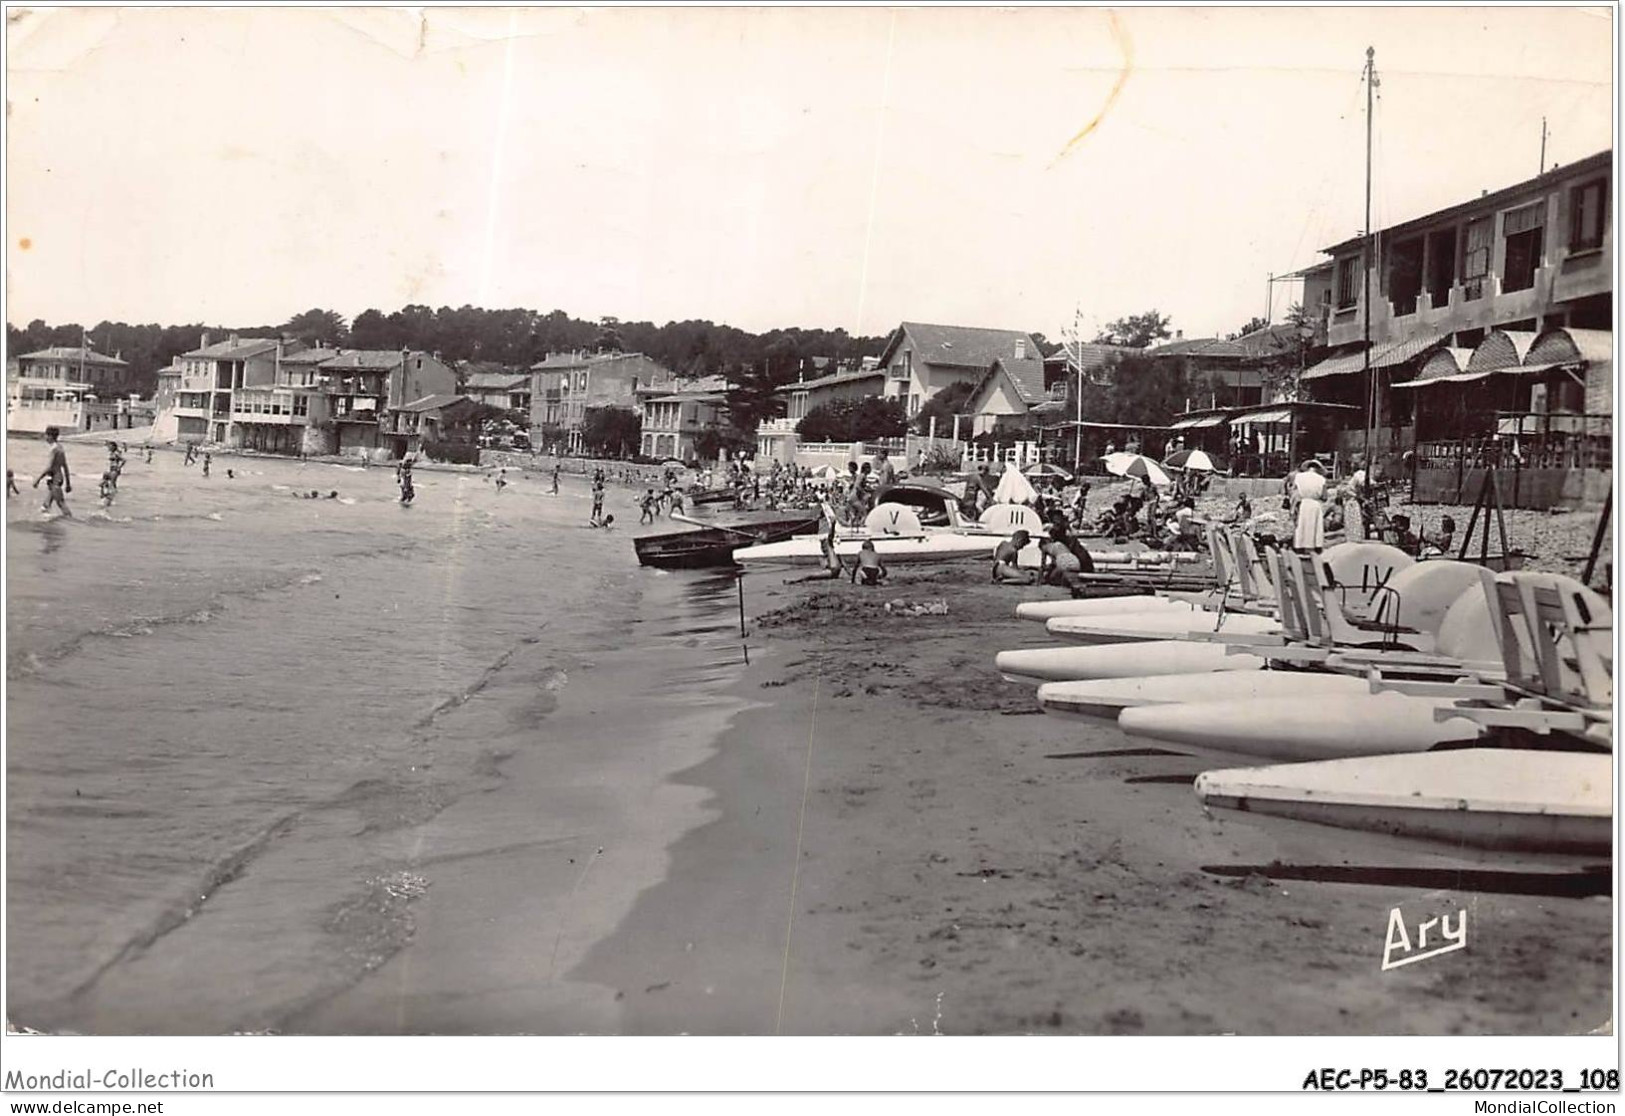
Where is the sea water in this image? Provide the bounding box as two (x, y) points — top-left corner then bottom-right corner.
(4, 440), (743, 1032)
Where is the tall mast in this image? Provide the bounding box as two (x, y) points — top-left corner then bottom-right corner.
(1072, 304), (1083, 472)
(1362, 46), (1378, 464)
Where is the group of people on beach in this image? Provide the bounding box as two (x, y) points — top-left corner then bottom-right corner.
(15, 428), (145, 517)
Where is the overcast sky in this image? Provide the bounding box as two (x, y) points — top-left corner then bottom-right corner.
(6, 5), (1614, 343)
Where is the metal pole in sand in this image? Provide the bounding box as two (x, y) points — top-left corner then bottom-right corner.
(736, 571), (750, 664)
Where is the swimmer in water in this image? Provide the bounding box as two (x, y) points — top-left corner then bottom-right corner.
(591, 513), (615, 529)
(495, 468), (507, 493)
(33, 426), (72, 517)
(99, 470), (116, 506)
(551, 462), (561, 495)
(202, 453), (211, 478)
(399, 459), (415, 505)
(226, 468), (235, 480)
(6, 469), (19, 496)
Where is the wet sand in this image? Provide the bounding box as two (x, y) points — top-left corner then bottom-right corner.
(595, 569), (1611, 1035)
(305, 562), (1610, 1035)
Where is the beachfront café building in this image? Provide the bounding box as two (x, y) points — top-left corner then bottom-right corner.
(1295, 148), (1611, 488)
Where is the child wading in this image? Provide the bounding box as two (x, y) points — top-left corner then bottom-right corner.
(399, 458), (416, 505)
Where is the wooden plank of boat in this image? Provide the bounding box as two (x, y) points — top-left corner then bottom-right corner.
(1195, 749), (1612, 855)
(1045, 609), (1279, 645)
(1118, 691), (1483, 763)
(995, 640), (1266, 684)
(634, 514), (818, 569)
(687, 488), (736, 505)
(1015, 596), (1193, 622)
(1037, 670), (1370, 721)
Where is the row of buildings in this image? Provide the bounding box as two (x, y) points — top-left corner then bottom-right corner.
(144, 335), (465, 458)
(8, 150), (1611, 497)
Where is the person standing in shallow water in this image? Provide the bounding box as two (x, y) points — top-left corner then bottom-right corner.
(33, 425), (72, 517)
(202, 453), (212, 478)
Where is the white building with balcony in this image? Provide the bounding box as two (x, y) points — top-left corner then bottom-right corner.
(7, 347), (131, 435)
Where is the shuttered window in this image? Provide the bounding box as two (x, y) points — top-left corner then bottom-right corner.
(1461, 217), (1493, 300)
(1570, 178), (1607, 251)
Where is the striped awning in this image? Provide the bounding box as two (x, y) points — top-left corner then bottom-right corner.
(1526, 327), (1612, 368)
(1370, 329), (1448, 370)
(1235, 408), (1292, 424)
(1170, 413), (1229, 429)
(1466, 330), (1539, 373)
(1301, 347), (1370, 381)
(1392, 346), (1478, 389)
(1392, 370), (1494, 389)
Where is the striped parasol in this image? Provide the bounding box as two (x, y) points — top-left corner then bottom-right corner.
(1102, 453), (1171, 487)
(1163, 448), (1223, 473)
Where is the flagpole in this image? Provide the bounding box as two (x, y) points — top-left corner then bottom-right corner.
(1362, 46), (1378, 466)
(1072, 305), (1083, 474)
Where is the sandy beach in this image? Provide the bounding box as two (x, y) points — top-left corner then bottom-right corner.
(713, 570), (1613, 1034)
(292, 552), (1610, 1036)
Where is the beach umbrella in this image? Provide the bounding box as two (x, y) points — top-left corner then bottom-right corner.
(1023, 462), (1073, 480)
(992, 462), (1039, 505)
(1163, 448), (1222, 473)
(1103, 453), (1171, 487)
(811, 464), (842, 480)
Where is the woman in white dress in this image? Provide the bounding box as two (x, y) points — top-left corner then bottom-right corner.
(1292, 460), (1328, 552)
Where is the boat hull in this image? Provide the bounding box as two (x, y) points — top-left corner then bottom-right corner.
(735, 532), (1193, 568)
(1118, 692), (1483, 763)
(633, 514), (819, 569)
(1037, 670), (1370, 721)
(1015, 596), (1193, 623)
(1195, 749), (1612, 854)
(1045, 609), (1279, 645)
(996, 640), (1265, 684)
